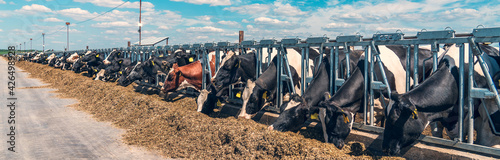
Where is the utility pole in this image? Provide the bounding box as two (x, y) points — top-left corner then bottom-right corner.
(30, 38), (32, 52)
(42, 33), (45, 52)
(24, 42), (26, 53)
(138, 0), (142, 45)
(66, 22), (70, 51)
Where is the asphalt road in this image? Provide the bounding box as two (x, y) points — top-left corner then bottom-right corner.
(0, 58), (164, 159)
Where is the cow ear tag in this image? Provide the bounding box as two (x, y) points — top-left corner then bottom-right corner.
(119, 60), (122, 64)
(189, 57), (194, 62)
(498, 79), (500, 87)
(236, 91), (242, 98)
(159, 54), (164, 57)
(310, 113), (319, 120)
(119, 71), (122, 74)
(151, 61), (155, 66)
(216, 99), (222, 107)
(96, 54), (99, 58)
(343, 114), (350, 123)
(262, 91), (268, 99)
(412, 108), (418, 119)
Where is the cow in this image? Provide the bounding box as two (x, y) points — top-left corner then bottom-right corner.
(96, 58), (136, 82)
(198, 47), (319, 116)
(237, 47), (329, 119)
(54, 53), (70, 69)
(117, 49), (196, 87)
(73, 51), (105, 77)
(238, 55), (302, 119)
(316, 45), (437, 149)
(102, 49), (124, 65)
(46, 53), (57, 67)
(269, 48), (363, 132)
(160, 57), (216, 95)
(382, 44), (500, 155)
(197, 50), (262, 114)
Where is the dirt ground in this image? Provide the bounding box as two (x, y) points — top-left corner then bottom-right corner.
(14, 59), (404, 159)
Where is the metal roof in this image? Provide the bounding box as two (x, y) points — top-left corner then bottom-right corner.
(132, 37), (169, 46)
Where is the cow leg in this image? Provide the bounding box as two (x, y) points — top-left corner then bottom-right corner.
(430, 122), (444, 138)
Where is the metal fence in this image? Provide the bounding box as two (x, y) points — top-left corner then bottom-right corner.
(46, 27), (500, 157)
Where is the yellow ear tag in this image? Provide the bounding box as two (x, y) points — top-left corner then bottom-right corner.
(118, 53), (120, 55)
(151, 61), (155, 66)
(96, 54), (99, 58)
(189, 57), (194, 62)
(329, 94), (331, 98)
(94, 69), (98, 72)
(159, 54), (164, 57)
(343, 114), (350, 123)
(119, 71), (122, 74)
(216, 99), (222, 107)
(262, 91), (268, 99)
(236, 91), (242, 98)
(119, 61), (122, 64)
(412, 108), (418, 119)
(310, 113), (319, 120)
(498, 79), (500, 87)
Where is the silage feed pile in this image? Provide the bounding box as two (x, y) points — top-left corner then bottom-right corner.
(15, 60), (403, 160)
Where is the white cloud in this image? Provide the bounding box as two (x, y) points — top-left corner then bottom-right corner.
(9, 2), (14, 5)
(43, 17), (63, 22)
(58, 8), (97, 21)
(158, 26), (171, 30)
(0, 0), (5, 4)
(253, 17), (296, 29)
(0, 29), (3, 32)
(196, 35), (209, 39)
(185, 26), (224, 33)
(224, 4), (271, 15)
(92, 21), (134, 28)
(439, 8), (481, 20)
(321, 23), (357, 31)
(15, 4), (54, 14)
(218, 20), (240, 27)
(170, 0), (231, 6)
(273, 2), (308, 17)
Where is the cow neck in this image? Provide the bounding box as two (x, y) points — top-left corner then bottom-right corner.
(329, 67), (364, 113)
(303, 57), (331, 107)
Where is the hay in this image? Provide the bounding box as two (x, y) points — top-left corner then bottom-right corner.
(15, 60), (403, 160)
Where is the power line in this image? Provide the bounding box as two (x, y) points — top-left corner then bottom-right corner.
(75, 0), (130, 25)
(31, 0), (130, 42)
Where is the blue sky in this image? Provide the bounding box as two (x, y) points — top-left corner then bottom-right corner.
(0, 0), (499, 51)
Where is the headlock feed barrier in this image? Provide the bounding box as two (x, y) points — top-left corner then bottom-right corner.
(43, 26), (500, 157)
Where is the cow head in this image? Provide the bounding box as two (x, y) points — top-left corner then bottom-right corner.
(103, 49), (123, 65)
(118, 62), (143, 86)
(239, 79), (268, 119)
(313, 92), (354, 149)
(81, 51), (103, 64)
(383, 94), (424, 156)
(269, 94), (310, 132)
(196, 84), (222, 114)
(161, 64), (183, 93)
(72, 58), (86, 73)
(212, 51), (238, 89)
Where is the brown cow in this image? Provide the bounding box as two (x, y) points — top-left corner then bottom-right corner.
(161, 55), (216, 94)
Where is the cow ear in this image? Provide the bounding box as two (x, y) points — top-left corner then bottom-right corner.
(323, 92), (331, 101)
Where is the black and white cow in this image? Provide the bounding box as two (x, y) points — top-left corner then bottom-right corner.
(269, 48), (364, 132)
(238, 47), (317, 119)
(76, 51), (105, 77)
(197, 50), (261, 114)
(316, 45), (437, 149)
(118, 50), (195, 87)
(383, 44), (500, 155)
(238, 55), (301, 119)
